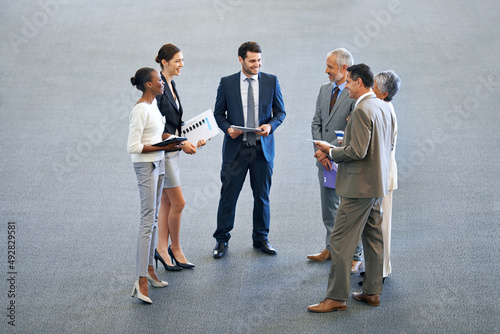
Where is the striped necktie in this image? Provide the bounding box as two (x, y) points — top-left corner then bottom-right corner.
(329, 86), (340, 114)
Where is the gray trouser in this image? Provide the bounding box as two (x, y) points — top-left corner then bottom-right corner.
(326, 197), (384, 301)
(133, 159), (165, 277)
(318, 167), (362, 260)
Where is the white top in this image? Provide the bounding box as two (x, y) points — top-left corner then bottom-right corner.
(127, 100), (165, 163)
(388, 102), (398, 191)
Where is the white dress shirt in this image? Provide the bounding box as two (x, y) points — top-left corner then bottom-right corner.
(355, 91), (375, 108)
(240, 71), (259, 141)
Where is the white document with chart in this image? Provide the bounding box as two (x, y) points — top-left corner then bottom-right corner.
(181, 109), (220, 143)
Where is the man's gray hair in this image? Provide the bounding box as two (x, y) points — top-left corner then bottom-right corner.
(327, 48), (354, 68)
(375, 70), (401, 102)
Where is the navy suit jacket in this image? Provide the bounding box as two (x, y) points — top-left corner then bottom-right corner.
(214, 72), (286, 162)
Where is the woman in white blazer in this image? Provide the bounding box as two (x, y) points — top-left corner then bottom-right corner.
(373, 70), (401, 278)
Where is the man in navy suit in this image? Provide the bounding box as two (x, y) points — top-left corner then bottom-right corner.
(212, 41), (286, 258)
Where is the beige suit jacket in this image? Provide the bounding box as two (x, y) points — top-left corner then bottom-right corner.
(329, 93), (395, 198)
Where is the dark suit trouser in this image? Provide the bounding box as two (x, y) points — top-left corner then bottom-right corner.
(214, 142), (273, 242)
(326, 197), (384, 301)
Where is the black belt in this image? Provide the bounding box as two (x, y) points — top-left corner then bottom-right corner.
(242, 140), (261, 147)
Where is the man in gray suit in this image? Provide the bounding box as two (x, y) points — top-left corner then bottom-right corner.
(308, 64), (395, 312)
(307, 49), (363, 273)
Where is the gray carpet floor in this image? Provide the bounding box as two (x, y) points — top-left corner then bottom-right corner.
(1, 0), (499, 333)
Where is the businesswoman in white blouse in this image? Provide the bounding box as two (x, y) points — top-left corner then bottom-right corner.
(128, 67), (183, 304)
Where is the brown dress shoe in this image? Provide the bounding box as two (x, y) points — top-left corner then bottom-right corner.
(352, 292), (380, 306)
(351, 260), (363, 273)
(307, 299), (347, 313)
(307, 249), (331, 262)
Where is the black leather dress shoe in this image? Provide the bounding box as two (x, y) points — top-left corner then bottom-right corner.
(253, 240), (277, 255)
(212, 241), (228, 258)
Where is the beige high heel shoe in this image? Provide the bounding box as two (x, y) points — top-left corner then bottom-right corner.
(131, 280), (152, 304)
(147, 273), (168, 288)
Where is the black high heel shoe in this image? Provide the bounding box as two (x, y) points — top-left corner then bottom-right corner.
(154, 249), (182, 271)
(168, 245), (195, 269)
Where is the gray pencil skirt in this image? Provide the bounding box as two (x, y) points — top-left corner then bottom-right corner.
(163, 150), (181, 189)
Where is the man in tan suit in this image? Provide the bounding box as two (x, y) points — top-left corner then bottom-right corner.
(308, 64), (395, 312)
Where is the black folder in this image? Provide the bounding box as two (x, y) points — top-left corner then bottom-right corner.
(152, 136), (188, 147)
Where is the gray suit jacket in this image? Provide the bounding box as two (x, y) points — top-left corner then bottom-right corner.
(329, 93), (395, 198)
(311, 82), (355, 168)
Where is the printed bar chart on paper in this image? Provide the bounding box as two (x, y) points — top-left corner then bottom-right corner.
(181, 109), (220, 143)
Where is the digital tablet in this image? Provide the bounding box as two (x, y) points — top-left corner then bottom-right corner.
(231, 125), (264, 132)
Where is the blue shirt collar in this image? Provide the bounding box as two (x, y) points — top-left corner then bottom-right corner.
(333, 80), (346, 93)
